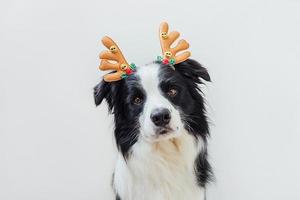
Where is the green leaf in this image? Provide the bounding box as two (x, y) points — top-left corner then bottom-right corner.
(157, 56), (163, 62)
(170, 58), (176, 65)
(121, 74), (127, 79)
(130, 63), (136, 70)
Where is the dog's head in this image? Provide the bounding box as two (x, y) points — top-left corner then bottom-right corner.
(94, 59), (210, 157)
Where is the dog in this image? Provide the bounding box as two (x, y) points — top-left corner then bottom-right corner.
(94, 58), (212, 200)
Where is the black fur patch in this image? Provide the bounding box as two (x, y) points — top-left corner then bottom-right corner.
(94, 75), (145, 158)
(115, 194), (121, 200)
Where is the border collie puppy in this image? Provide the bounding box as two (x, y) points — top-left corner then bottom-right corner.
(94, 59), (212, 200)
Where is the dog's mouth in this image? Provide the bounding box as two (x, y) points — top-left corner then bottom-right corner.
(143, 126), (181, 142)
(155, 126), (174, 135)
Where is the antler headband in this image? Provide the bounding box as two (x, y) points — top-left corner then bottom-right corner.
(99, 36), (136, 82)
(99, 22), (191, 82)
(157, 22), (191, 66)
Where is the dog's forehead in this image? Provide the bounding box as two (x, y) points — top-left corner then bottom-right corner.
(135, 63), (161, 90)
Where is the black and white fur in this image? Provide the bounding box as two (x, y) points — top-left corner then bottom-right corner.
(94, 59), (212, 200)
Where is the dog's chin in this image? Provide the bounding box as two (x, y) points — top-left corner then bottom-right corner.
(143, 126), (182, 143)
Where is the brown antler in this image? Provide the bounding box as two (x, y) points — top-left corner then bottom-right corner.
(159, 22), (191, 64)
(99, 36), (132, 82)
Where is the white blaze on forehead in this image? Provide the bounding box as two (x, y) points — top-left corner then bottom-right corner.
(136, 63), (161, 96)
(136, 63), (169, 110)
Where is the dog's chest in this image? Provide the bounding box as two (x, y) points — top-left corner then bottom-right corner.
(114, 133), (205, 200)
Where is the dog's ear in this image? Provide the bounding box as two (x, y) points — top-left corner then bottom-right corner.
(175, 59), (211, 83)
(94, 80), (114, 110)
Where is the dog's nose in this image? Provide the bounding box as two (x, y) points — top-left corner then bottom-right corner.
(150, 108), (171, 127)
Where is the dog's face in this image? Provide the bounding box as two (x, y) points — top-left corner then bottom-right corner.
(94, 59), (210, 157)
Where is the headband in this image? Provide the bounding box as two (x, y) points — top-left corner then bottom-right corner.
(99, 22), (191, 82)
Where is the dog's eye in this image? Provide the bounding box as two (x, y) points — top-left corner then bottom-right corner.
(167, 88), (178, 97)
(133, 97), (143, 105)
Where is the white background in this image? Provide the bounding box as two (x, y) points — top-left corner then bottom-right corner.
(1, 0), (300, 199)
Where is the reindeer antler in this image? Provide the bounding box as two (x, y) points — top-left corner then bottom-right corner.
(158, 22), (191, 65)
(99, 36), (136, 82)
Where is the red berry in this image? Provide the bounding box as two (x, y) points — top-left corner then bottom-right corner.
(126, 68), (132, 74)
(163, 59), (169, 64)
